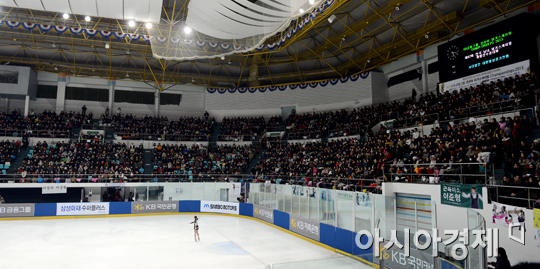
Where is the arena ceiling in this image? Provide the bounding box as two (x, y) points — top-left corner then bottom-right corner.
(0, 0), (535, 90)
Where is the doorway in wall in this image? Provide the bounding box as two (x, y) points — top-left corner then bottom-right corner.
(281, 105), (296, 121)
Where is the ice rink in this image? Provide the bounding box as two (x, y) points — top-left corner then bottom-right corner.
(0, 214), (370, 269)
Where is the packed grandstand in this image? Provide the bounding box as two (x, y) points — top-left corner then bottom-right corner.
(0, 73), (538, 209)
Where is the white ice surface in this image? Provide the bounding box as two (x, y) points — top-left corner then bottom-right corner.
(0, 215), (371, 269)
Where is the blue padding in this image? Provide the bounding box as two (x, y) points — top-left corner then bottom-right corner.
(320, 223), (336, 249)
(110, 202), (131, 214)
(273, 210), (289, 230)
(179, 200), (200, 212)
(335, 227), (354, 254)
(239, 203), (253, 217)
(35, 203), (57, 216)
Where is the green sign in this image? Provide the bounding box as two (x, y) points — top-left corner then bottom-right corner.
(268, 132), (282, 137)
(87, 131), (99, 135)
(441, 183), (484, 209)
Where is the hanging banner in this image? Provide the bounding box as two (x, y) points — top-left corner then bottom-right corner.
(42, 184), (67, 194)
(439, 60), (530, 93)
(440, 183), (484, 209)
(0, 203), (34, 217)
(57, 202), (109, 215)
(200, 201), (239, 215)
(253, 204), (274, 223)
(229, 183), (241, 201)
(492, 202), (527, 233)
(534, 208), (540, 248)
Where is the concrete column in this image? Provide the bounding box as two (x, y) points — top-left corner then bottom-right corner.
(421, 60), (429, 94)
(4, 96), (9, 113)
(24, 95), (30, 116)
(56, 73), (67, 113)
(155, 89), (160, 117)
(108, 85), (115, 114)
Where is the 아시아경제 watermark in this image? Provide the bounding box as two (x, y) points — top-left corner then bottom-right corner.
(353, 227), (526, 261)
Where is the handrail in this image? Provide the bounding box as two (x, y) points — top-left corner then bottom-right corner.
(114, 132), (211, 141)
(383, 162), (493, 185)
(486, 184), (540, 208)
(0, 173), (379, 187)
(0, 129), (71, 138)
(438, 107), (535, 126)
(217, 134), (260, 141)
(447, 98), (520, 119)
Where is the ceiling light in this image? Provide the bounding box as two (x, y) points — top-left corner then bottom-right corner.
(105, 42), (110, 49)
(128, 21), (135, 27)
(192, 78), (195, 83)
(396, 4), (402, 11)
(425, 32), (431, 39)
(221, 56), (225, 60)
(126, 50), (130, 55)
(184, 26), (192, 34)
(309, 0), (315, 4)
(126, 73), (130, 78)
(52, 42), (56, 48)
(54, 66), (58, 71)
(4, 62), (9, 65)
(342, 35), (346, 41)
(328, 14), (336, 23)
(63, 13), (69, 19)
(299, 9), (304, 13)
(228, 61), (231, 65)
(146, 22), (152, 28)
(367, 58), (372, 63)
(85, 16), (91, 22)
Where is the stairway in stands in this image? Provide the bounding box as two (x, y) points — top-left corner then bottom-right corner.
(281, 129), (291, 144)
(209, 123), (221, 148)
(70, 127), (80, 142)
(245, 148), (266, 174)
(7, 148), (30, 174)
(143, 149), (153, 174)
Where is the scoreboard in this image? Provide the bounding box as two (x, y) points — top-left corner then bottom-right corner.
(437, 13), (536, 84)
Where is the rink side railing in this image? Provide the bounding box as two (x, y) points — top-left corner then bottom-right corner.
(0, 184), (465, 269)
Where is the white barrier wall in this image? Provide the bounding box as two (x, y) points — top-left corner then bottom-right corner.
(382, 182), (540, 265)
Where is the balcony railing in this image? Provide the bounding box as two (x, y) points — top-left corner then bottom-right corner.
(0, 129), (71, 138)
(114, 132), (211, 141)
(383, 162), (494, 185)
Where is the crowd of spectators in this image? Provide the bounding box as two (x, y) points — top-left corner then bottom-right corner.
(0, 73), (539, 205)
(105, 114), (214, 141)
(218, 116), (267, 141)
(0, 140), (20, 167)
(0, 109), (91, 138)
(17, 140), (144, 182)
(152, 143), (259, 176)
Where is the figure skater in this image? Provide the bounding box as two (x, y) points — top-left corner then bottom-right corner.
(517, 210), (526, 231)
(492, 205), (507, 223)
(189, 216), (200, 242)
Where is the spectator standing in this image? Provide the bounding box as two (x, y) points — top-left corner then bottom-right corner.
(82, 105), (87, 115)
(412, 88), (417, 103)
(117, 107), (121, 116)
(488, 247), (510, 269)
(204, 111), (209, 121)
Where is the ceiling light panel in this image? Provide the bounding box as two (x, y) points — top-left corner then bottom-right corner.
(0, 0), (163, 24)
